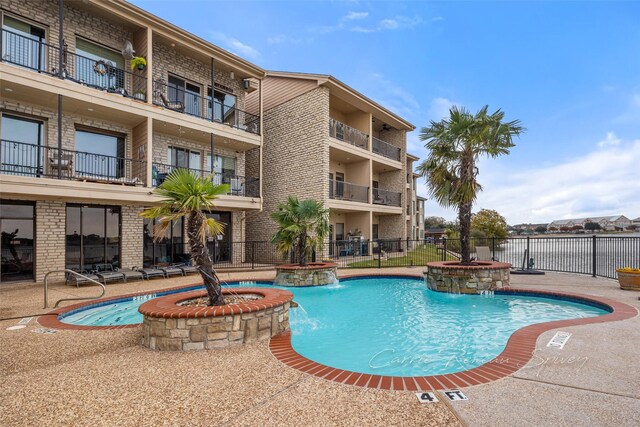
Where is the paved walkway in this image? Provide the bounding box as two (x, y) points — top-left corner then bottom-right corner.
(0, 269), (638, 426)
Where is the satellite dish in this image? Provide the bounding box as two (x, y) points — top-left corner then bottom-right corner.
(121, 41), (135, 60)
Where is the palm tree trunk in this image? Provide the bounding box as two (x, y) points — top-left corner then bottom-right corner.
(187, 212), (225, 306)
(459, 202), (472, 264)
(299, 232), (307, 266)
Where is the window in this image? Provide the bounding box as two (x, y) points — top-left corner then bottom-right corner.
(1, 114), (44, 176)
(143, 217), (184, 267)
(2, 16), (46, 71)
(208, 87), (236, 125)
(206, 154), (237, 189)
(372, 224), (379, 240)
(66, 205), (120, 271)
(168, 75), (202, 117)
(206, 212), (231, 263)
(74, 38), (124, 91)
(75, 129), (125, 179)
(168, 146), (201, 172)
(335, 223), (345, 241)
(0, 200), (35, 283)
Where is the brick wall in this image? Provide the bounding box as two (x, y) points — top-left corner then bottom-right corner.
(246, 86), (330, 243)
(121, 205), (144, 269)
(35, 200), (66, 281)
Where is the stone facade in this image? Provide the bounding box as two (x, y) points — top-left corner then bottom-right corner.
(120, 205), (144, 269)
(273, 263), (338, 287)
(246, 87), (330, 244)
(140, 289), (292, 351)
(35, 201), (66, 281)
(425, 261), (512, 294)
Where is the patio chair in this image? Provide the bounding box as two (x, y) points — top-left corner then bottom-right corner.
(49, 153), (74, 178)
(230, 177), (244, 196)
(93, 263), (126, 284)
(157, 264), (185, 277)
(475, 246), (498, 262)
(65, 269), (101, 287)
(159, 92), (185, 112)
(116, 267), (144, 282)
(135, 266), (166, 279)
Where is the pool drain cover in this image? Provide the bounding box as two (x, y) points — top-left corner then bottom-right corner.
(32, 328), (58, 334)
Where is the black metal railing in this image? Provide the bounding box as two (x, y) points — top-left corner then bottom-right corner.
(0, 139), (146, 185)
(372, 188), (402, 206)
(328, 118), (369, 149)
(372, 136), (401, 161)
(328, 179), (369, 203)
(1, 29), (147, 101)
(1, 28), (60, 76)
(152, 162), (259, 197)
(152, 80), (260, 135)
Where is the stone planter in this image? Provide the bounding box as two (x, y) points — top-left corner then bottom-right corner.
(616, 270), (640, 291)
(274, 262), (338, 287)
(139, 288), (293, 351)
(425, 261), (512, 294)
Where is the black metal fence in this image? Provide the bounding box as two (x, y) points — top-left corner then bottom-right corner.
(0, 139), (146, 185)
(151, 163), (259, 197)
(329, 179), (369, 203)
(372, 136), (401, 161)
(179, 236), (640, 281)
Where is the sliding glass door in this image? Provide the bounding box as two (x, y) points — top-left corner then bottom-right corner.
(0, 201), (35, 283)
(66, 205), (120, 271)
(143, 217), (184, 267)
(75, 129), (125, 180)
(0, 114), (44, 176)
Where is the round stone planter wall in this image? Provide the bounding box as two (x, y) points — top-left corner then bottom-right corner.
(139, 288), (293, 351)
(425, 261), (512, 294)
(274, 262), (338, 287)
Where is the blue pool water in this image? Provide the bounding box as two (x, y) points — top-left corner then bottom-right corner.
(60, 276), (608, 376)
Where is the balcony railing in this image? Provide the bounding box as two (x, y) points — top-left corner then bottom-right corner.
(152, 162), (259, 197)
(372, 136), (401, 161)
(0, 139), (146, 185)
(328, 179), (369, 203)
(328, 118), (369, 150)
(1, 29), (147, 102)
(152, 80), (260, 135)
(372, 188), (402, 207)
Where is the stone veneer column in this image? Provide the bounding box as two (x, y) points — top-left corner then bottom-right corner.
(35, 201), (66, 281)
(120, 205), (144, 269)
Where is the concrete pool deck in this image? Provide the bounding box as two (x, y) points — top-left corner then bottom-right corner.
(0, 269), (638, 426)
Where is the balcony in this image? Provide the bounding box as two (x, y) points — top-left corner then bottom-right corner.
(1, 29), (147, 102)
(152, 162), (259, 198)
(1, 139), (146, 185)
(372, 137), (401, 162)
(328, 179), (369, 203)
(328, 118), (368, 150)
(152, 80), (260, 135)
(372, 188), (402, 207)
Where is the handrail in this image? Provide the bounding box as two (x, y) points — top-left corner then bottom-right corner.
(44, 269), (106, 309)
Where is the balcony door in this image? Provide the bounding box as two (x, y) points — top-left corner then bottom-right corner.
(168, 75), (201, 117)
(168, 147), (201, 172)
(75, 129), (125, 180)
(206, 211), (231, 263)
(208, 87), (236, 125)
(143, 217), (184, 267)
(207, 153), (236, 188)
(2, 15), (46, 72)
(0, 201), (35, 283)
(0, 114), (44, 176)
(66, 205), (120, 271)
(74, 38), (124, 91)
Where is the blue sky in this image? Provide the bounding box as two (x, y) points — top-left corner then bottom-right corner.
(131, 0), (640, 224)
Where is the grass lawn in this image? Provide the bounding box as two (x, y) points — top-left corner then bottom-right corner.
(347, 244), (456, 268)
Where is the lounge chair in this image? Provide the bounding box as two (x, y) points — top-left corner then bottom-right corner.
(475, 246), (498, 262)
(116, 267), (144, 282)
(159, 92), (185, 112)
(66, 270), (101, 287)
(157, 265), (184, 277)
(135, 267), (166, 279)
(176, 264), (199, 275)
(93, 263), (126, 284)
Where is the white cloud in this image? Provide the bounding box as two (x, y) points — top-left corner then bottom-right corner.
(344, 11), (368, 21)
(267, 34), (304, 45)
(209, 32), (260, 60)
(350, 15), (422, 33)
(368, 73), (421, 118)
(428, 97), (456, 121)
(416, 134), (640, 224)
(597, 131), (620, 148)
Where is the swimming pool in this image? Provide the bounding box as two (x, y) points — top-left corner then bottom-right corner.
(58, 276), (609, 376)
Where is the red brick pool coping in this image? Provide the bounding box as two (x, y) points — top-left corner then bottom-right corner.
(138, 288), (293, 318)
(276, 262), (338, 270)
(426, 261), (512, 270)
(269, 274), (638, 391)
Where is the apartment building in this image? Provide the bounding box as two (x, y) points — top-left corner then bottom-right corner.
(0, 0), (264, 283)
(245, 71), (419, 254)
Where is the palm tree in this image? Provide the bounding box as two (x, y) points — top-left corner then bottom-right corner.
(140, 169), (229, 306)
(418, 105), (524, 264)
(271, 196), (330, 266)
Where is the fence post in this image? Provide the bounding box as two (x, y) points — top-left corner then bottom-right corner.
(592, 235), (597, 277)
(251, 241), (255, 270)
(377, 241), (382, 269)
(526, 236), (530, 266)
(442, 237), (447, 261)
(492, 237), (496, 261)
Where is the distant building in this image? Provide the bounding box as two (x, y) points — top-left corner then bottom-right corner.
(424, 227), (446, 242)
(548, 215), (632, 231)
(512, 223), (549, 233)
